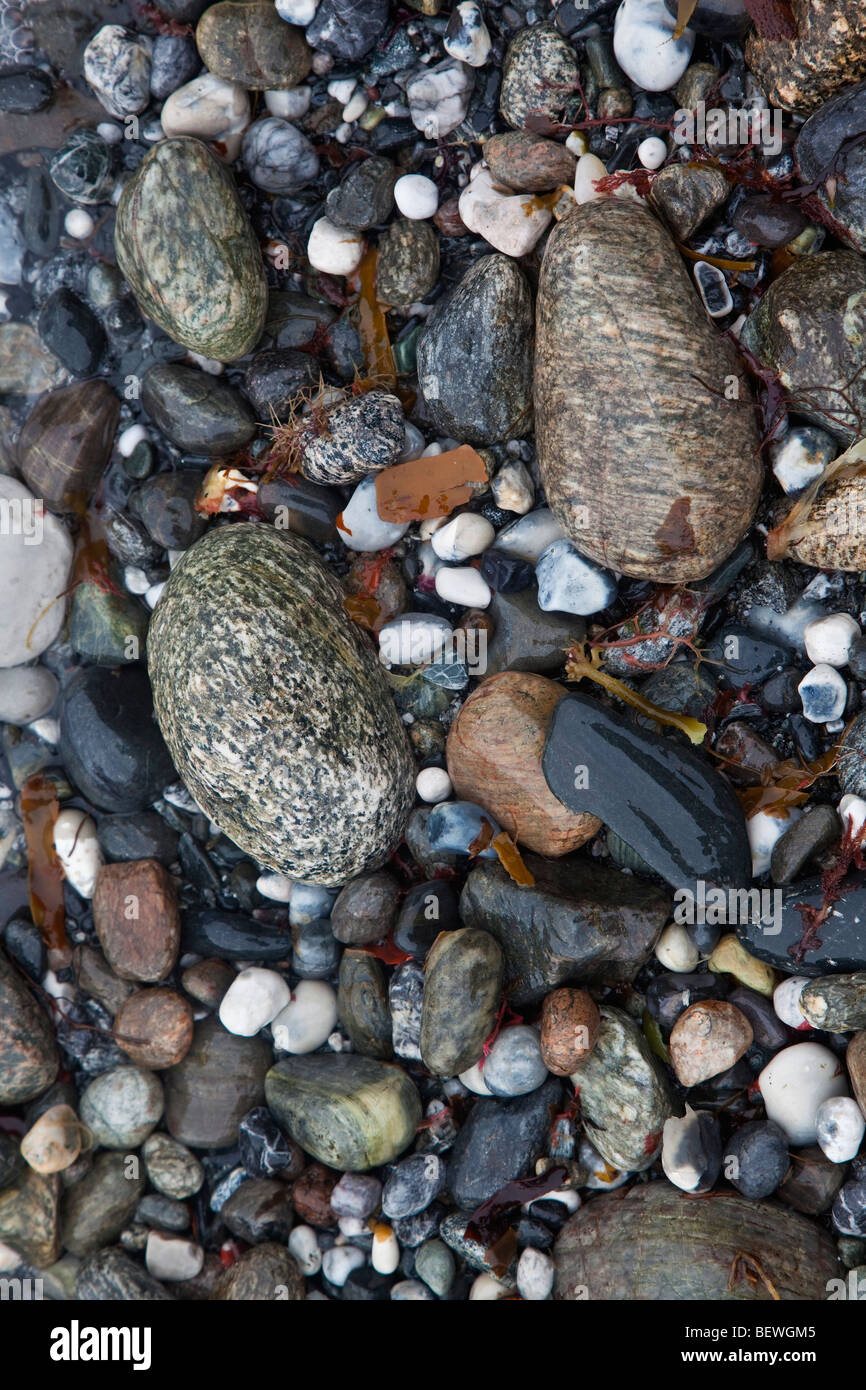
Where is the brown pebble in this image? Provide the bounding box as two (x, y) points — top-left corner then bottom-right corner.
(114, 989), (195, 1069)
(181, 958), (236, 1010)
(484, 131), (576, 193)
(540, 987), (600, 1075)
(668, 1000), (753, 1087)
(446, 671), (600, 856)
(92, 859), (180, 982)
(291, 1162), (337, 1228)
(433, 195), (468, 237)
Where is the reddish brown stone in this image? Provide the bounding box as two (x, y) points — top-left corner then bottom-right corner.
(485, 131), (576, 193)
(181, 958), (236, 1010)
(669, 1000), (753, 1087)
(291, 1162), (337, 1228)
(433, 195), (468, 238)
(540, 987), (600, 1075)
(114, 988), (194, 1069)
(92, 859), (180, 983)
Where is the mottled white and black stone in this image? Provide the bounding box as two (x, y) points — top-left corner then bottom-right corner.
(147, 524), (415, 885)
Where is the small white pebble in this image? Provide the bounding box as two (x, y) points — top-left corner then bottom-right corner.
(432, 512), (494, 562)
(435, 566), (491, 609)
(416, 766), (452, 804)
(265, 85), (312, 120)
(256, 872), (293, 902)
(186, 351), (223, 375)
(839, 794), (866, 838)
(145, 1233), (204, 1282)
(803, 612), (861, 668)
(565, 131), (588, 156)
(773, 975), (810, 1028)
(342, 90), (367, 123)
(469, 1273), (510, 1301)
(654, 922), (699, 972)
(337, 1216), (368, 1238)
(117, 422), (148, 457)
(327, 77), (356, 104)
(748, 807), (798, 877)
(54, 808), (102, 899)
(64, 208), (95, 239)
(798, 664), (848, 723)
(816, 1096), (866, 1163)
(574, 152), (608, 203)
(394, 173), (439, 220)
(145, 582), (166, 609)
(516, 1247), (555, 1301)
(322, 1245), (365, 1287)
(307, 217), (364, 277)
(288, 1224), (321, 1276)
(29, 716), (59, 745)
(637, 136), (667, 169)
(97, 121), (123, 144)
(371, 1224), (400, 1275)
(219, 967), (291, 1036)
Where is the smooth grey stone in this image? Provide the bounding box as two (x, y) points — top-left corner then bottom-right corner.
(382, 1154), (446, 1219)
(325, 155), (396, 229)
(141, 364), (256, 455)
(482, 1025), (548, 1097)
(446, 1075), (563, 1208)
(484, 587), (585, 676)
(61, 1151), (146, 1257)
(242, 117), (319, 194)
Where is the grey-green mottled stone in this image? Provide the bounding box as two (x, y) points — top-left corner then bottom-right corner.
(420, 927), (504, 1076)
(265, 1053), (422, 1171)
(0, 948), (59, 1104)
(799, 973), (866, 1032)
(414, 1237), (455, 1297)
(61, 1151), (146, 1257)
(79, 1066), (164, 1149)
(115, 137), (268, 363)
(499, 23), (578, 130)
(570, 1006), (672, 1172)
(338, 949), (393, 1060)
(377, 218), (440, 307)
(147, 525), (415, 884)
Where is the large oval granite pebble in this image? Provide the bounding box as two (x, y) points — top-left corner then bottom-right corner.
(542, 692), (751, 893)
(115, 136), (267, 362)
(147, 524), (415, 884)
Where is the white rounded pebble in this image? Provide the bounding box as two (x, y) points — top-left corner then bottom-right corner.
(30, 716), (59, 746)
(0, 478), (73, 667)
(342, 90), (368, 123)
(758, 1042), (849, 1145)
(816, 1096), (866, 1163)
(459, 163), (551, 257)
(338, 1216), (367, 1238)
(574, 152), (608, 203)
(637, 135), (667, 169)
(654, 922), (699, 972)
(416, 767), (452, 804)
(327, 77), (356, 104)
(64, 208), (94, 239)
(394, 173), (439, 220)
(265, 85), (311, 120)
(804, 612), (861, 668)
(747, 807), (799, 877)
(322, 1245), (365, 1287)
(798, 663), (848, 723)
(160, 73), (250, 162)
(469, 1273), (510, 1300)
(391, 1279), (434, 1300)
(432, 512), (494, 562)
(54, 809), (102, 899)
(218, 967), (290, 1036)
(770, 426), (836, 495)
(496, 508), (566, 563)
(275, 0), (319, 22)
(337, 474), (409, 552)
(773, 975), (810, 1028)
(371, 1224), (400, 1275)
(565, 131), (588, 157)
(117, 423), (148, 457)
(839, 794), (866, 838)
(124, 566), (147, 598)
(535, 538), (617, 616)
(145, 1232), (204, 1282)
(255, 872), (293, 902)
(145, 581), (165, 609)
(288, 1224), (322, 1275)
(378, 612), (452, 667)
(516, 1247), (555, 1301)
(271, 980), (339, 1054)
(307, 217), (364, 277)
(613, 0), (695, 92)
(435, 565), (491, 609)
(0, 665), (58, 725)
(97, 121), (123, 143)
(458, 1059), (494, 1096)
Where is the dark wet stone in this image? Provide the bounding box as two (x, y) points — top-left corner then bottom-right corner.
(338, 949), (393, 1060)
(416, 254), (533, 446)
(331, 871), (400, 946)
(420, 928), (503, 1076)
(238, 1106), (304, 1179)
(480, 549), (534, 594)
(4, 918), (44, 984)
(728, 987), (790, 1052)
(164, 1017), (272, 1150)
(447, 1074), (562, 1208)
(141, 364), (256, 456)
(646, 971), (724, 1033)
(182, 907), (292, 962)
(723, 1120), (790, 1199)
(542, 693), (752, 893)
(306, 0), (388, 61)
(778, 1145), (847, 1216)
(760, 666), (802, 712)
(69, 581), (149, 666)
(731, 194), (806, 249)
(61, 1151), (146, 1256)
(102, 508), (162, 571)
(325, 155), (396, 229)
(0, 947), (59, 1104)
(795, 81), (866, 253)
(131, 471), (208, 549)
(0, 1133), (24, 1193)
(149, 34), (200, 101)
(258, 475), (341, 543)
(135, 1193), (189, 1231)
(701, 624), (789, 687)
(461, 854), (669, 1006)
(393, 1203), (444, 1249)
(440, 1211), (517, 1278)
(664, 0), (750, 38)
(383, 1153), (446, 1219)
(212, 1242), (304, 1299)
(739, 877), (866, 976)
(243, 348), (319, 422)
(22, 166), (60, 258)
(377, 218), (440, 307)
(17, 378), (120, 513)
(97, 812), (179, 866)
(771, 804), (841, 886)
(484, 587), (585, 676)
(59, 665), (175, 813)
(499, 22), (578, 130)
(37, 288), (105, 377)
(649, 164), (729, 241)
(196, 1), (311, 89)
(0, 64), (53, 112)
(75, 1248), (165, 1300)
(292, 918), (340, 978)
(265, 288), (334, 350)
(49, 128), (117, 204)
(222, 1177), (294, 1244)
(393, 880), (459, 958)
(838, 712), (866, 797)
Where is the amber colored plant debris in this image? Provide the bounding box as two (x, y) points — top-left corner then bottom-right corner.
(673, 0), (698, 39)
(492, 832), (536, 886)
(735, 746), (837, 820)
(20, 774), (66, 951)
(354, 247), (397, 388)
(728, 1250), (781, 1300)
(564, 643), (708, 746)
(374, 444), (490, 523)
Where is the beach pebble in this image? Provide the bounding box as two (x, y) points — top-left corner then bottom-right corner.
(64, 209), (95, 239)
(759, 1042), (849, 1145)
(145, 1232), (204, 1282)
(83, 24), (152, 119)
(661, 1105), (721, 1193)
(394, 174), (438, 220)
(371, 1223), (400, 1274)
(748, 807), (799, 877)
(654, 922), (699, 972)
(774, 975), (810, 1029)
(242, 117), (319, 193)
(516, 1246), (555, 1301)
(160, 73), (250, 161)
(0, 666), (57, 725)
(444, 2), (491, 67)
(276, 0), (319, 22)
(330, 1173), (382, 1220)
(469, 1273), (510, 1300)
(535, 539), (617, 616)
(407, 59), (474, 141)
(54, 809), (103, 899)
(804, 613), (861, 668)
(771, 425), (836, 495)
(574, 152), (608, 203)
(435, 566), (491, 609)
(723, 1120), (790, 1199)
(322, 1245), (365, 1287)
(669, 1000), (753, 1086)
(613, 0), (695, 92)
(481, 1025), (548, 1097)
(816, 1096), (866, 1163)
(694, 260), (733, 319)
(218, 968), (291, 1037)
(492, 461), (534, 515)
(0, 478), (73, 667)
(379, 613), (452, 666)
(459, 164), (551, 258)
(307, 217), (364, 277)
(416, 767), (452, 804)
(265, 86), (312, 119)
(432, 513), (495, 562)
(272, 980), (338, 1054)
(839, 795), (866, 838)
(256, 872), (293, 903)
(496, 509), (566, 563)
(426, 801), (500, 857)
(637, 136), (667, 169)
(798, 664), (848, 722)
(337, 475), (409, 552)
(288, 1224), (321, 1275)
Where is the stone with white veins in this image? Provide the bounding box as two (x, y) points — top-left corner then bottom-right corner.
(816, 1096), (865, 1163)
(0, 666), (58, 725)
(394, 174), (439, 220)
(804, 613), (861, 668)
(160, 73), (250, 162)
(459, 164), (551, 259)
(54, 809), (103, 899)
(613, 0), (695, 92)
(242, 116), (319, 194)
(435, 566), (491, 609)
(798, 664), (847, 723)
(444, 2), (491, 67)
(271, 980), (338, 1054)
(770, 425), (836, 495)
(516, 1246), (555, 1301)
(0, 477), (73, 668)
(288, 1224), (321, 1274)
(379, 613), (452, 667)
(759, 1042), (849, 1145)
(406, 59), (474, 141)
(432, 512), (494, 562)
(535, 539), (617, 616)
(83, 24), (152, 119)
(265, 86), (312, 120)
(145, 1231), (204, 1282)
(307, 217), (364, 277)
(495, 508), (566, 563)
(337, 475), (409, 552)
(218, 968), (291, 1037)
(773, 975), (810, 1028)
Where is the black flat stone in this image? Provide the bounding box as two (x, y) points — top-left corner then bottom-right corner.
(182, 907), (292, 962)
(542, 692), (751, 892)
(738, 876), (866, 976)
